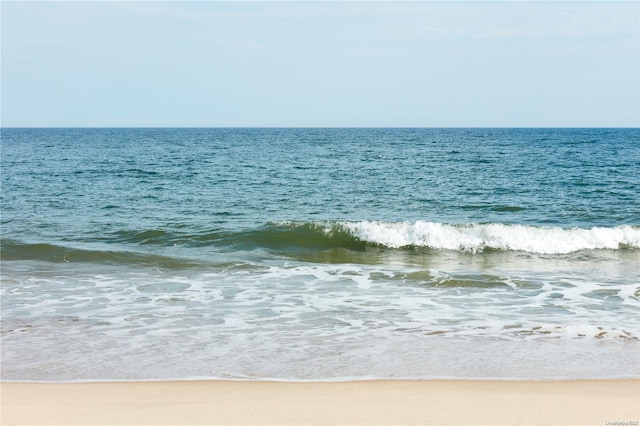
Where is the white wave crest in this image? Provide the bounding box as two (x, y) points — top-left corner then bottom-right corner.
(338, 221), (640, 254)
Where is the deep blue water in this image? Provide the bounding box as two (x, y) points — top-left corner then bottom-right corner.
(1, 128), (639, 381)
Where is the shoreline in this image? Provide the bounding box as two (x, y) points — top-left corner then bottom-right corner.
(2, 379), (638, 426)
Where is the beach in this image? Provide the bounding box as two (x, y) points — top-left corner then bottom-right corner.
(2, 129), (639, 424)
(3, 0), (640, 423)
(2, 379), (638, 426)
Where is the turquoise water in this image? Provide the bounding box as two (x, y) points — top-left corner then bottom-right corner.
(1, 128), (639, 381)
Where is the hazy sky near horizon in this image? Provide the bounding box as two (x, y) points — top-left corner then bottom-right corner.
(2, 1), (638, 127)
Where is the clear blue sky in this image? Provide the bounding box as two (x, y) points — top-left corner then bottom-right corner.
(2, 1), (638, 127)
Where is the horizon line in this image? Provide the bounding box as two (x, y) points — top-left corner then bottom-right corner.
(2, 126), (639, 130)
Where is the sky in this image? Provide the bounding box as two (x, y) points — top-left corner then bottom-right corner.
(1, 1), (638, 127)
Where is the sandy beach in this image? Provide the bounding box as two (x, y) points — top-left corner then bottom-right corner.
(1, 379), (638, 426)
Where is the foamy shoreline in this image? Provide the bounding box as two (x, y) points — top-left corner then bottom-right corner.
(2, 379), (638, 425)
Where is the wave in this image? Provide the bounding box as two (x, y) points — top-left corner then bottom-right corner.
(0, 240), (204, 268)
(330, 221), (640, 254)
(2, 222), (638, 265)
(113, 221), (638, 254)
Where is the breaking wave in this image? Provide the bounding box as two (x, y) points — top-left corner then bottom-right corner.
(111, 220), (639, 254)
(2, 222), (638, 265)
(329, 221), (640, 254)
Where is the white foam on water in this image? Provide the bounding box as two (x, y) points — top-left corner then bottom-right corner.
(2, 256), (639, 382)
(338, 221), (640, 254)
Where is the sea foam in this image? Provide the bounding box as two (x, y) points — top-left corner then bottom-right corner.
(337, 221), (640, 254)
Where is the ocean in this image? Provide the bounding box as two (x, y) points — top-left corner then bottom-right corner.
(1, 127), (639, 381)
